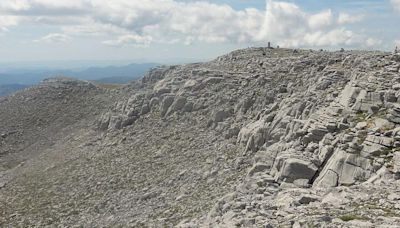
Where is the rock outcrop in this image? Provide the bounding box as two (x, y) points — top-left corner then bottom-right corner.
(2, 49), (400, 227)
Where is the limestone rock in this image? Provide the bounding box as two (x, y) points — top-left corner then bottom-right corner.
(161, 95), (175, 116)
(3, 48), (400, 227)
(274, 158), (318, 183)
(393, 152), (400, 173)
(314, 150), (372, 187)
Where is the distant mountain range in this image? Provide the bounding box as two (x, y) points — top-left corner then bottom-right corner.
(0, 62), (158, 96)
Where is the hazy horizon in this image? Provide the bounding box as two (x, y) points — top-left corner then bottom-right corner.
(0, 58), (204, 69)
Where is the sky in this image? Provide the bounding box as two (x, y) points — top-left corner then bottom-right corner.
(0, 0), (400, 64)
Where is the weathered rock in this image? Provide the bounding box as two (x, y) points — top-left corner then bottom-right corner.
(213, 109), (231, 123)
(237, 119), (266, 151)
(108, 115), (123, 129)
(314, 150), (372, 187)
(274, 158), (318, 183)
(140, 103), (150, 115)
(149, 97), (160, 108)
(393, 152), (400, 173)
(161, 96), (175, 116)
(247, 163), (270, 176)
(98, 113), (111, 130)
(353, 91), (383, 112)
(167, 96), (187, 116)
(4, 48), (400, 228)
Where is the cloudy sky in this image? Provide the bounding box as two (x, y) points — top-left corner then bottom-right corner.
(0, 0), (400, 63)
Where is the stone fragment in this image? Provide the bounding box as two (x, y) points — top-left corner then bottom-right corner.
(247, 163), (269, 176)
(170, 97), (187, 112)
(298, 195), (320, 204)
(393, 152), (400, 173)
(355, 121), (368, 130)
(213, 110), (231, 122)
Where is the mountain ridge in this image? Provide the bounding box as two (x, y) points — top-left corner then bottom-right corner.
(0, 62), (158, 86)
(1, 48), (400, 227)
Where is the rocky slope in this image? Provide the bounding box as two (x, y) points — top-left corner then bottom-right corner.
(1, 48), (400, 227)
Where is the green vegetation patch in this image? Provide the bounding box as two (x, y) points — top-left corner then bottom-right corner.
(354, 111), (368, 122)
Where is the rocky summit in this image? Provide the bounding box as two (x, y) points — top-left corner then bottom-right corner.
(1, 48), (400, 227)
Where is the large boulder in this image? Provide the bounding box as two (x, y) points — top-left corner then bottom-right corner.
(387, 105), (400, 124)
(161, 96), (175, 116)
(98, 112), (111, 130)
(353, 90), (383, 113)
(273, 158), (318, 183)
(237, 119), (267, 152)
(153, 79), (172, 96)
(338, 84), (361, 108)
(314, 150), (372, 187)
(166, 96), (187, 116)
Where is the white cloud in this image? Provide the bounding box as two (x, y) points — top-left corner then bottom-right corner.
(0, 0), (382, 48)
(338, 13), (364, 24)
(391, 0), (400, 11)
(89, 1), (265, 44)
(62, 22), (130, 36)
(308, 10), (333, 30)
(256, 1), (369, 48)
(102, 34), (152, 47)
(0, 15), (19, 32)
(0, 0), (30, 11)
(302, 29), (355, 47)
(34, 33), (71, 43)
(0, 0), (88, 12)
(366, 38), (382, 47)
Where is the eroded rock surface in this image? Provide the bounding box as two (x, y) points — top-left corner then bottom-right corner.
(1, 48), (400, 227)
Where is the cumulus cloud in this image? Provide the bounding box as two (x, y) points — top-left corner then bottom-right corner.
(338, 13), (364, 24)
(0, 15), (19, 32)
(34, 33), (71, 43)
(0, 0), (381, 48)
(365, 38), (382, 48)
(62, 22), (130, 36)
(0, 0), (88, 14)
(391, 0), (400, 11)
(308, 10), (333, 30)
(102, 34), (153, 47)
(89, 1), (265, 44)
(256, 1), (366, 47)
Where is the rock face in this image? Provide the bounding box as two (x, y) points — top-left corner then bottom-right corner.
(273, 158), (318, 183)
(2, 49), (400, 227)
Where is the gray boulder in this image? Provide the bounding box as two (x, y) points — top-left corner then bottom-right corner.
(161, 96), (175, 116)
(274, 158), (318, 183)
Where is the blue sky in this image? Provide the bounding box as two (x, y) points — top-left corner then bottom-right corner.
(0, 0), (399, 64)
